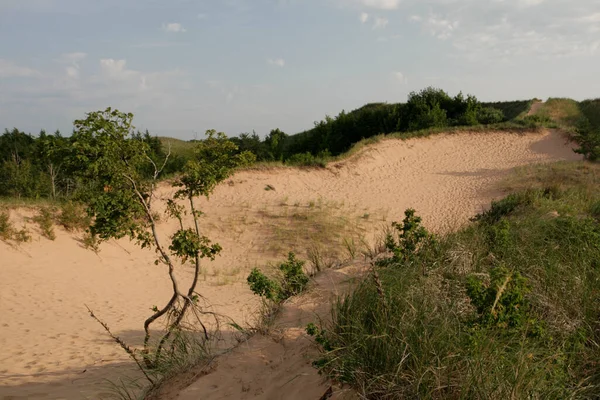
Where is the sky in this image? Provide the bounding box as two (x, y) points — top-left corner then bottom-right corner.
(0, 0), (599, 139)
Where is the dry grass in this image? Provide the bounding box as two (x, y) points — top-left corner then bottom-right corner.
(537, 98), (584, 127)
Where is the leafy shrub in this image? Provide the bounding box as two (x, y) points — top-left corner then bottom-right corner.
(573, 118), (600, 161)
(247, 252), (309, 303)
(247, 268), (281, 301)
(33, 207), (56, 240)
(466, 266), (540, 334)
(278, 252), (309, 298)
(384, 208), (433, 262)
(477, 107), (505, 124)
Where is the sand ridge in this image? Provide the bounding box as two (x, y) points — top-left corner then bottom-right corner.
(0, 129), (582, 399)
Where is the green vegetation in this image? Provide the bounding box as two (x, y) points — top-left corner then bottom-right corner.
(65, 107), (254, 391)
(481, 100), (534, 121)
(2, 88), (599, 205)
(537, 98), (583, 127)
(32, 207), (56, 240)
(247, 252), (310, 303)
(309, 161), (600, 398)
(575, 100), (600, 161)
(57, 201), (90, 231)
(0, 211), (13, 241)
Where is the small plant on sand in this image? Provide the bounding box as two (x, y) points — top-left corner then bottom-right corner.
(247, 252), (309, 303)
(33, 207), (56, 240)
(385, 208), (433, 262)
(0, 211), (14, 241)
(14, 225), (31, 243)
(68, 108), (254, 382)
(58, 201), (90, 231)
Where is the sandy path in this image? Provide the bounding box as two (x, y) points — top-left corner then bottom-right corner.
(0, 129), (581, 399)
(528, 101), (544, 115)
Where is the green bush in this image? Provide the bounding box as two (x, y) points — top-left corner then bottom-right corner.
(247, 252), (309, 303)
(384, 208), (433, 263)
(573, 118), (600, 161)
(477, 107), (505, 124)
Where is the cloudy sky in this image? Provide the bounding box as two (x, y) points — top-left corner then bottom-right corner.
(1, 0), (599, 138)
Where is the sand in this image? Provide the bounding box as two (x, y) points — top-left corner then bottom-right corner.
(0, 129), (581, 399)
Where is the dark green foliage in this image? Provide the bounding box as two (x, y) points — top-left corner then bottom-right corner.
(385, 208), (433, 262)
(573, 100), (600, 161)
(309, 182), (600, 398)
(247, 268), (281, 301)
(174, 130), (256, 199)
(481, 100), (534, 121)
(466, 266), (539, 333)
(580, 99), (600, 128)
(285, 152), (328, 168)
(247, 252), (309, 303)
(476, 107), (505, 124)
(282, 88), (510, 159)
(169, 229), (222, 263)
(279, 252), (309, 299)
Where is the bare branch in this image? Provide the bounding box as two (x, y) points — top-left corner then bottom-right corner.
(85, 305), (155, 386)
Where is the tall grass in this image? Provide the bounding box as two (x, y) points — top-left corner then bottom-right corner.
(310, 161), (600, 399)
(538, 98), (584, 128)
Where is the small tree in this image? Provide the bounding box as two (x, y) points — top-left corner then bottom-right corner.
(36, 130), (69, 199)
(69, 108), (255, 370)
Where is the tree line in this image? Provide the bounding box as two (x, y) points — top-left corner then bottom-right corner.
(3, 87), (595, 201)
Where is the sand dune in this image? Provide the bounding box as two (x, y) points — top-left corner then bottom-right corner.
(0, 129), (581, 399)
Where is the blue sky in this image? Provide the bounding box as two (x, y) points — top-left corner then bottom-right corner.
(1, 0), (599, 139)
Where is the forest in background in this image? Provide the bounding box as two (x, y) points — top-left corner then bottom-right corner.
(1, 87), (598, 201)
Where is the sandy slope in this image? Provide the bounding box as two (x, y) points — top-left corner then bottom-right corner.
(0, 129), (581, 400)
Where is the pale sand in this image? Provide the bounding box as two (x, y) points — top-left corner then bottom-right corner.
(0, 129), (581, 399)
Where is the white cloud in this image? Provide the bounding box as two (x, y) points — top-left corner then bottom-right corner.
(58, 52), (86, 80)
(393, 71), (407, 83)
(518, 0), (544, 7)
(60, 52), (86, 63)
(360, 12), (369, 23)
(197, 13), (207, 19)
(373, 17), (389, 29)
(360, 0), (401, 10)
(0, 59), (40, 78)
(267, 58), (286, 67)
(162, 22), (186, 33)
(411, 12), (459, 40)
(66, 66), (79, 79)
(581, 13), (600, 22)
(99, 59), (139, 81)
